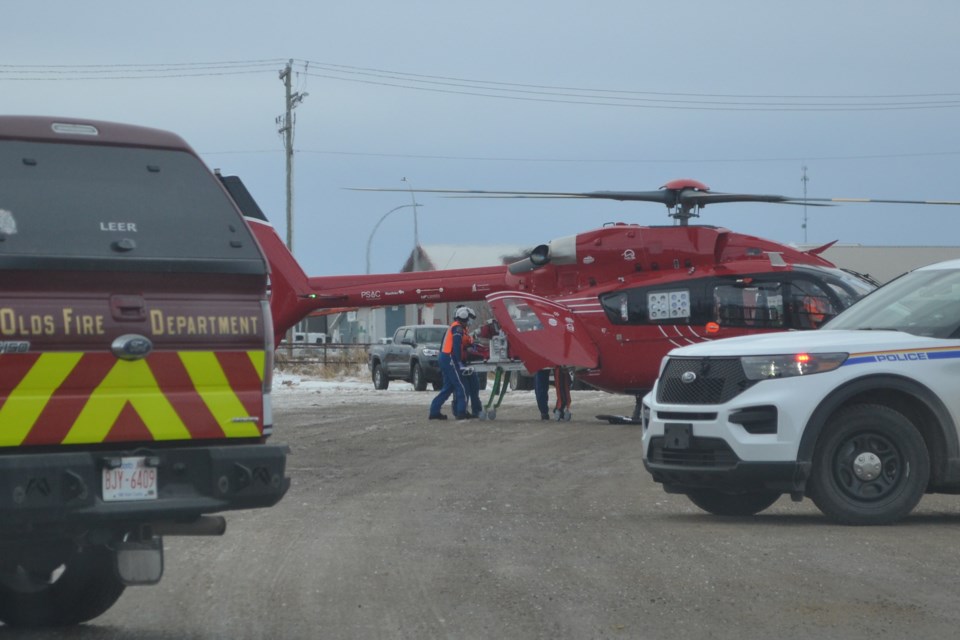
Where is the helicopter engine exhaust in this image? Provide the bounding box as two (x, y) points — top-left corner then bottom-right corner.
(508, 244), (551, 274)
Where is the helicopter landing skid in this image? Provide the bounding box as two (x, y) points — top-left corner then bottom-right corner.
(596, 414), (642, 425)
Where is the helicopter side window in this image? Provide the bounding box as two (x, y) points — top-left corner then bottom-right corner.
(711, 281), (784, 329)
(503, 299), (544, 333)
(647, 290), (691, 321)
(788, 280), (837, 329)
(599, 286), (696, 325)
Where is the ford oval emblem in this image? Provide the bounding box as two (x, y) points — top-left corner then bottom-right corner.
(111, 334), (154, 361)
(681, 371), (697, 384)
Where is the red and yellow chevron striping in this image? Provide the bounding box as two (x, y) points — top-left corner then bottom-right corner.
(0, 351), (265, 447)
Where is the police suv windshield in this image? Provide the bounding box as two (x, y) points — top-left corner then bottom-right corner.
(825, 267), (960, 338)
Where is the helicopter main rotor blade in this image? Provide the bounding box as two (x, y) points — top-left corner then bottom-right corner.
(797, 196), (960, 206)
(347, 186), (960, 208)
(347, 186), (672, 203)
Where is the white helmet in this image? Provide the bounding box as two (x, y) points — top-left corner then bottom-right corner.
(455, 306), (473, 321)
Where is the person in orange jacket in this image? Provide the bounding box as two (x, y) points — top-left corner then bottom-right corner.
(429, 306), (474, 420)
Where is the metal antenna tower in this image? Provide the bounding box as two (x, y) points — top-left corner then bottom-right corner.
(801, 165), (810, 243)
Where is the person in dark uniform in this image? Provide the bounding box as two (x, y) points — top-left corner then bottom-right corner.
(534, 366), (573, 421)
(429, 307), (473, 420)
(459, 308), (486, 418)
(534, 369), (551, 420)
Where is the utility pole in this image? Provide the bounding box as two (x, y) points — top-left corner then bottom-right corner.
(276, 59), (308, 252)
(276, 59), (307, 352)
(801, 165), (809, 244)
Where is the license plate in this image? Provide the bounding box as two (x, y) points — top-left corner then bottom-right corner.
(103, 457), (158, 502)
(663, 423), (693, 450)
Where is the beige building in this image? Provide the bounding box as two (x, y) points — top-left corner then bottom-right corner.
(800, 245), (960, 284)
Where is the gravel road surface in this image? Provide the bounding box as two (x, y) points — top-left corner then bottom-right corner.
(11, 378), (960, 639)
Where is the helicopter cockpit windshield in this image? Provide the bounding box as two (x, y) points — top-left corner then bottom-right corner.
(826, 266), (960, 338)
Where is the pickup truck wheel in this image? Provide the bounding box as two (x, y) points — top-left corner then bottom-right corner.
(509, 374), (534, 391)
(412, 363), (427, 391)
(808, 404), (929, 525)
(685, 489), (781, 516)
(0, 544), (125, 628)
(372, 363), (389, 390)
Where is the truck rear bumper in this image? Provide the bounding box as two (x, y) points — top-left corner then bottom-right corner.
(0, 443), (290, 533)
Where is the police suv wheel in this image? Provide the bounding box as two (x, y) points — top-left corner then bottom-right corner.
(685, 489), (781, 517)
(808, 403), (930, 525)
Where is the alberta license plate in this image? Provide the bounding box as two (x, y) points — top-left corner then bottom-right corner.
(103, 457), (158, 502)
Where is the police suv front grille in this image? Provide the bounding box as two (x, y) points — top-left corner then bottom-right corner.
(656, 357), (756, 405)
(647, 436), (739, 468)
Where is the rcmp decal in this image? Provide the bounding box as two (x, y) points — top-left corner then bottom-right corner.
(845, 347), (960, 366)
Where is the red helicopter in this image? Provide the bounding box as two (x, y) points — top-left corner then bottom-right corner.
(222, 176), (957, 421)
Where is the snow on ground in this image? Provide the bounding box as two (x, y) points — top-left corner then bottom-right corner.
(270, 369), (627, 414)
(271, 370), (426, 409)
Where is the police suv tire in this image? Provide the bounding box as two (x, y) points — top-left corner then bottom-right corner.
(808, 403), (930, 526)
(372, 363), (389, 390)
(412, 363), (427, 391)
(685, 489), (781, 517)
(0, 544), (125, 628)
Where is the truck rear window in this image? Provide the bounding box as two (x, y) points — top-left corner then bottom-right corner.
(0, 141), (264, 273)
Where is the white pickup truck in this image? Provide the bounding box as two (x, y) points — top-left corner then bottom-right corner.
(642, 259), (960, 525)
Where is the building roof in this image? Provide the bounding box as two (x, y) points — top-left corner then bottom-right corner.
(798, 245), (960, 283)
(405, 244), (530, 271)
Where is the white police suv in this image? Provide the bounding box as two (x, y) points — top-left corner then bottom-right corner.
(642, 259), (960, 525)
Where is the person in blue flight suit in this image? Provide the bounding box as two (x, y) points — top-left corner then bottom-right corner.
(429, 306), (473, 420)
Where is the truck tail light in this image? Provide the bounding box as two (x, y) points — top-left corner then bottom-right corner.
(261, 301), (274, 437)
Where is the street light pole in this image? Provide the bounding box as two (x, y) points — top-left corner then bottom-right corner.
(401, 177), (421, 272)
(366, 204), (422, 274)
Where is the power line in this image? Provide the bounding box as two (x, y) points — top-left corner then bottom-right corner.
(290, 148), (960, 164)
(300, 60), (960, 100)
(299, 70), (960, 111)
(0, 59), (284, 81)
(3, 58), (960, 111)
(199, 146), (960, 165)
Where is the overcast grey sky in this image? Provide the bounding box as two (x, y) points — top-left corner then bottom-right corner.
(6, 1), (960, 276)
